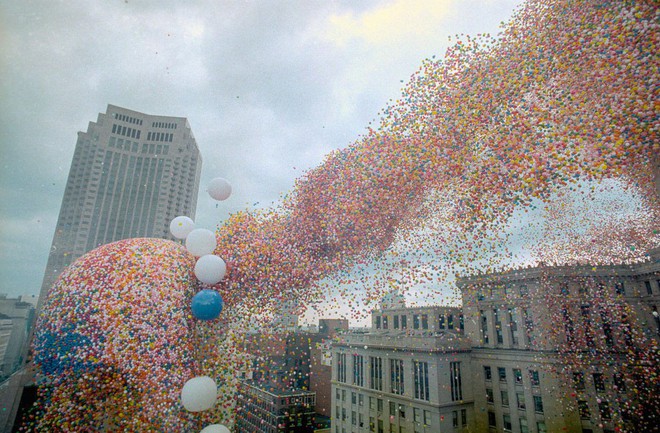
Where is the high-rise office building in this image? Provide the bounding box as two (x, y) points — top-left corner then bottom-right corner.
(39, 104), (202, 298)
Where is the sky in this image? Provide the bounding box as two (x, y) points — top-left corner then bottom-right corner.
(0, 0), (524, 300)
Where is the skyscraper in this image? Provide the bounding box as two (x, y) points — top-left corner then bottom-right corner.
(39, 104), (202, 298)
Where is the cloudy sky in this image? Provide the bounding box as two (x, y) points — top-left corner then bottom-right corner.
(0, 0), (523, 299)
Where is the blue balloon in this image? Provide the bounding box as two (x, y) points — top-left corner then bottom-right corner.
(191, 289), (223, 320)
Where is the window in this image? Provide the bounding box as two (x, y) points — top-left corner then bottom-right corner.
(353, 354), (364, 386)
(498, 367), (507, 382)
(391, 359), (405, 395)
(563, 307), (574, 343)
(452, 411), (459, 428)
(413, 361), (430, 401)
(593, 373), (605, 392)
(413, 314), (420, 329)
(615, 282), (625, 295)
(352, 410), (356, 425)
(394, 315), (399, 329)
(501, 390), (509, 407)
(484, 366), (492, 381)
(524, 309), (534, 344)
(645, 281), (653, 295)
(352, 392), (357, 405)
(401, 314), (407, 329)
(376, 316), (381, 329)
(461, 409), (466, 425)
(537, 422), (547, 433)
(488, 411), (496, 427)
(423, 410), (431, 424)
(599, 401), (611, 420)
(601, 311), (614, 347)
(581, 306), (593, 347)
(533, 395), (544, 413)
(614, 373), (626, 392)
(337, 353), (347, 382)
(439, 315), (445, 329)
(383, 315), (389, 329)
(578, 400), (590, 419)
(513, 368), (522, 384)
(377, 398), (383, 412)
(399, 404), (406, 419)
(359, 394), (364, 406)
(486, 388), (494, 404)
(450, 361), (463, 401)
(481, 310), (489, 344)
(448, 314), (454, 329)
(370, 357), (383, 390)
(573, 372), (585, 390)
(529, 370), (539, 387)
(369, 397), (376, 410)
(519, 417), (529, 433)
(494, 309), (503, 343)
(421, 314), (428, 329)
(389, 401), (396, 416)
(503, 414), (512, 431)
(516, 392), (525, 409)
(413, 407), (421, 422)
(336, 389), (341, 400)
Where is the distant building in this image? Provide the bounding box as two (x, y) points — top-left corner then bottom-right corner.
(311, 319), (349, 417)
(332, 305), (471, 432)
(457, 247), (660, 433)
(39, 104), (202, 300)
(0, 296), (35, 378)
(235, 380), (317, 433)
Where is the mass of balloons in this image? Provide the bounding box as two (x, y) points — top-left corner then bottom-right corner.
(28, 0), (658, 431)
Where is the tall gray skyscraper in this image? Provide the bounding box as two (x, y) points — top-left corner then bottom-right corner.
(39, 104), (202, 297)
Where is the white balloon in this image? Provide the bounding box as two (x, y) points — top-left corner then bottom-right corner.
(207, 177), (232, 201)
(200, 425), (231, 433)
(194, 255), (227, 285)
(169, 216), (195, 239)
(181, 376), (217, 412)
(186, 229), (217, 257)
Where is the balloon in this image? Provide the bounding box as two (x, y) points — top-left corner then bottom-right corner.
(194, 255), (227, 285)
(169, 216), (195, 239)
(181, 376), (217, 412)
(185, 229), (217, 256)
(191, 289), (223, 320)
(200, 425), (231, 433)
(207, 177), (232, 201)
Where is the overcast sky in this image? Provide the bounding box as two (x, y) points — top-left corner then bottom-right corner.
(0, 0), (523, 299)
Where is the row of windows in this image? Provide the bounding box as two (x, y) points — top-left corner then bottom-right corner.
(486, 387), (544, 413)
(112, 123), (141, 139)
(147, 131), (174, 142)
(337, 355), (441, 402)
(487, 411), (546, 433)
(375, 313), (464, 331)
(334, 394), (434, 428)
(112, 112), (143, 125)
(152, 121), (177, 129)
(108, 137), (170, 156)
(480, 307), (534, 346)
(484, 366), (540, 386)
